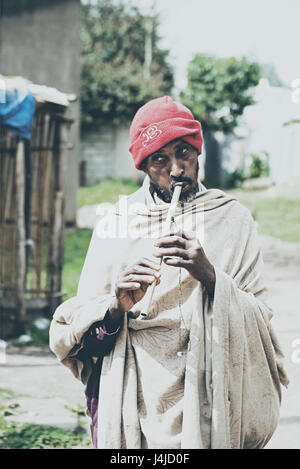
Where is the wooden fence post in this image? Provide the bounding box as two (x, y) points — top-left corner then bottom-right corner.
(49, 119), (71, 314)
(15, 139), (26, 334)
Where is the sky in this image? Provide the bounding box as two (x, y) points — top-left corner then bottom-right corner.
(134, 0), (300, 94)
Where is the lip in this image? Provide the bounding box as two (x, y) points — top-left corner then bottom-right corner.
(181, 182), (190, 190)
(172, 181), (189, 189)
(170, 181), (190, 194)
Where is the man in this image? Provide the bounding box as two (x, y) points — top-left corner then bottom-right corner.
(49, 96), (288, 449)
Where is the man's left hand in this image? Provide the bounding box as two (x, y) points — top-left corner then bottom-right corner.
(153, 230), (215, 298)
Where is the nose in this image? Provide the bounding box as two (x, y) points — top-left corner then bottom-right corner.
(170, 160), (184, 179)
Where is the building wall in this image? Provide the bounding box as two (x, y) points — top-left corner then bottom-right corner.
(80, 124), (143, 186)
(0, 0), (80, 224)
(242, 81), (300, 184)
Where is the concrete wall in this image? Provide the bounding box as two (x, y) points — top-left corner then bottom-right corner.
(80, 124), (143, 186)
(205, 81), (300, 187)
(0, 0), (80, 224)
(242, 80), (300, 184)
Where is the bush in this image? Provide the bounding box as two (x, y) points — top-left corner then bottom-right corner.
(226, 169), (247, 188)
(0, 417), (89, 449)
(248, 151), (270, 179)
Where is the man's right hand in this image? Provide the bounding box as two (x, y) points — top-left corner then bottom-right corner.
(108, 257), (161, 321)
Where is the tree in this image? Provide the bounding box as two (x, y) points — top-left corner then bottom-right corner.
(180, 54), (261, 134)
(180, 54), (261, 186)
(80, 0), (174, 128)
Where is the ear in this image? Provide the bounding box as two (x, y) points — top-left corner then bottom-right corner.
(140, 160), (147, 173)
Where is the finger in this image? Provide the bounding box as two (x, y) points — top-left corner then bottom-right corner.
(160, 229), (194, 241)
(153, 247), (189, 260)
(126, 257), (161, 272)
(163, 258), (193, 268)
(181, 230), (194, 241)
(123, 265), (161, 278)
(116, 282), (141, 290)
(123, 274), (159, 285)
(139, 257), (161, 270)
(154, 235), (186, 249)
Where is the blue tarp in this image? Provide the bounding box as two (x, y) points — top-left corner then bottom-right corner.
(0, 85), (36, 140)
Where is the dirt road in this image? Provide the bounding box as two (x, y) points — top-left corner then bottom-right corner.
(259, 235), (300, 449)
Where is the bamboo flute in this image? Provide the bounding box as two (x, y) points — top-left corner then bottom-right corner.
(141, 182), (183, 318)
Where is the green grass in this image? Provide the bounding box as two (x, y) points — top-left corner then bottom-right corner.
(229, 189), (300, 243)
(0, 388), (91, 449)
(0, 417), (90, 449)
(77, 178), (140, 208)
(62, 229), (92, 299)
(0, 389), (17, 400)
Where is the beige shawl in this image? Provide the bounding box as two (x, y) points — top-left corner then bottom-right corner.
(49, 173), (289, 449)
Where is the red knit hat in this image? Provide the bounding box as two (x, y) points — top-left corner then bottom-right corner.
(129, 96), (203, 170)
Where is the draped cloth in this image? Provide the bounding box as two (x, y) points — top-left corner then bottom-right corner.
(49, 172), (289, 449)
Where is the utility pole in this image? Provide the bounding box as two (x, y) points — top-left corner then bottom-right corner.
(144, 16), (153, 82)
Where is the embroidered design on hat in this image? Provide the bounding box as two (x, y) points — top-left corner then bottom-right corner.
(141, 124), (162, 147)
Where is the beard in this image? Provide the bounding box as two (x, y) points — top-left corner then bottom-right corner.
(149, 162), (200, 204)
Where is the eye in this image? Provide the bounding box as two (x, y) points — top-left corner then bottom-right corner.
(152, 154), (166, 163)
(179, 145), (190, 157)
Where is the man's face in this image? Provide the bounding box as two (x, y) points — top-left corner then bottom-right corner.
(142, 138), (199, 203)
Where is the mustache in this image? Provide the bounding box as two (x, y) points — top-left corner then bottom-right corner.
(170, 177), (192, 191)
